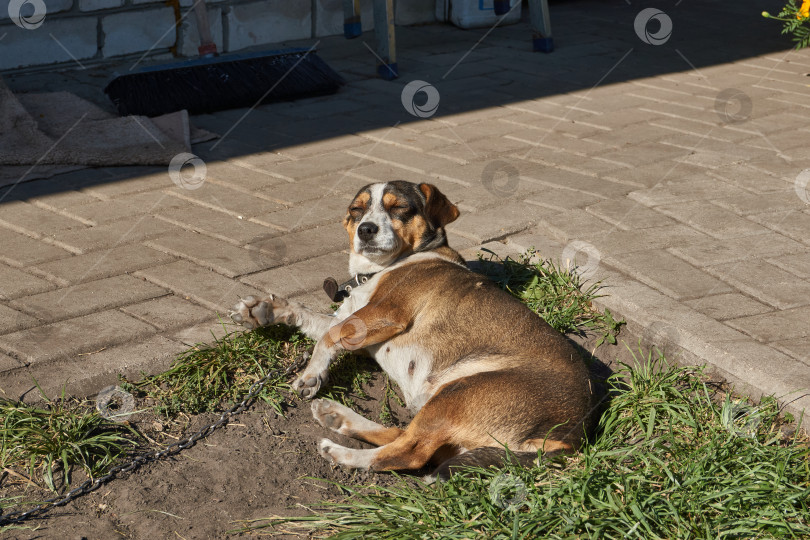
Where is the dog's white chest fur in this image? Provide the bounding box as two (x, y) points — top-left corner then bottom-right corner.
(331, 267), (435, 413)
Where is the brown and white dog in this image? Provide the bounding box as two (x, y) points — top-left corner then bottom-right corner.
(230, 181), (593, 478)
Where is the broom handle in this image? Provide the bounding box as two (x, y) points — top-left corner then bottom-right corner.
(193, 0), (217, 56)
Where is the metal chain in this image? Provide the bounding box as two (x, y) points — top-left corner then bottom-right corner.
(0, 355), (307, 527)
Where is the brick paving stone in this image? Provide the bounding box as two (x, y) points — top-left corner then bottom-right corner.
(707, 164), (793, 194)
(600, 162), (711, 189)
(155, 204), (278, 245)
(240, 251), (349, 298)
(503, 230), (566, 259)
(251, 195), (353, 232)
(269, 151), (372, 181)
(81, 168), (174, 198)
(28, 189), (102, 210)
(203, 160), (288, 192)
(346, 163), (437, 185)
(771, 339), (810, 365)
(276, 134), (369, 159)
(58, 191), (189, 225)
(47, 216), (180, 254)
(428, 136), (534, 163)
(526, 188), (603, 213)
(120, 295), (214, 331)
(447, 202), (550, 244)
(0, 352), (23, 373)
(628, 174), (750, 206)
(422, 120), (519, 144)
(669, 233), (806, 267)
(498, 115), (606, 139)
(345, 144), (460, 176)
(358, 127), (455, 153)
(505, 129), (612, 156)
(725, 306), (810, 343)
(747, 211), (810, 246)
(33, 244), (176, 285)
(590, 225), (707, 256)
(0, 230), (73, 266)
(258, 174), (370, 206)
(537, 209), (614, 243)
(9, 275), (168, 323)
(590, 142), (688, 169)
(0, 264), (55, 299)
(0, 201), (88, 237)
(586, 199), (679, 230)
(163, 182), (283, 218)
(605, 250), (733, 300)
(584, 123), (672, 147)
(712, 192), (809, 216)
(0, 310), (158, 364)
(135, 260), (264, 312)
(685, 292), (774, 321)
(704, 259), (810, 310)
(257, 225), (353, 263)
(145, 230), (272, 277)
(768, 252), (810, 279)
(0, 304), (38, 335)
(656, 201), (770, 239)
(520, 150), (631, 179)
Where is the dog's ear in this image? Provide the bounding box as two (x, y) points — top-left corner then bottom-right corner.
(419, 183), (460, 228)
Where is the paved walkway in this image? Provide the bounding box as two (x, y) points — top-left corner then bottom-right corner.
(1, 0), (809, 417)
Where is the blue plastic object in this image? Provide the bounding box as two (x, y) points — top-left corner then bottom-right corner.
(344, 21), (362, 39)
(533, 37), (554, 53)
(377, 62), (399, 80)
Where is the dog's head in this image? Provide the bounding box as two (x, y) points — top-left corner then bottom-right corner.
(344, 181), (460, 273)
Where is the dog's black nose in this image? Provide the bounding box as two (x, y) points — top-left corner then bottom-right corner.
(357, 222), (379, 241)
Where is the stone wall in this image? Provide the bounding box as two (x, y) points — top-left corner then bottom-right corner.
(0, 0), (434, 71)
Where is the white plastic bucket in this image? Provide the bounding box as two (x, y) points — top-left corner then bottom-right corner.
(447, 0), (522, 29)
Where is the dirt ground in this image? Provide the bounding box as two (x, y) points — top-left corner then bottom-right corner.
(1, 333), (619, 540)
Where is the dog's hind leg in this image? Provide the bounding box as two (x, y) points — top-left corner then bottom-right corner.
(311, 399), (403, 446)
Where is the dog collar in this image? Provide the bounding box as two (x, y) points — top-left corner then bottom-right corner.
(323, 273), (376, 302)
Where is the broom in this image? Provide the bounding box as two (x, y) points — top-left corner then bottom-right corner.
(104, 0), (344, 117)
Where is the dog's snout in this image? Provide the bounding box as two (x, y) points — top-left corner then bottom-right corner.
(357, 222), (379, 241)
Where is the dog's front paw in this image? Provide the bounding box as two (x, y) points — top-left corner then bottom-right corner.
(292, 369), (328, 399)
(229, 294), (291, 329)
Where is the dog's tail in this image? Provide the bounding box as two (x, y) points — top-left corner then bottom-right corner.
(430, 446), (566, 482)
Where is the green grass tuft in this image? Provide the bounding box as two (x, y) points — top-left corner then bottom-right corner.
(121, 324), (312, 417)
(240, 351), (810, 539)
(0, 388), (137, 492)
(476, 248), (624, 346)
